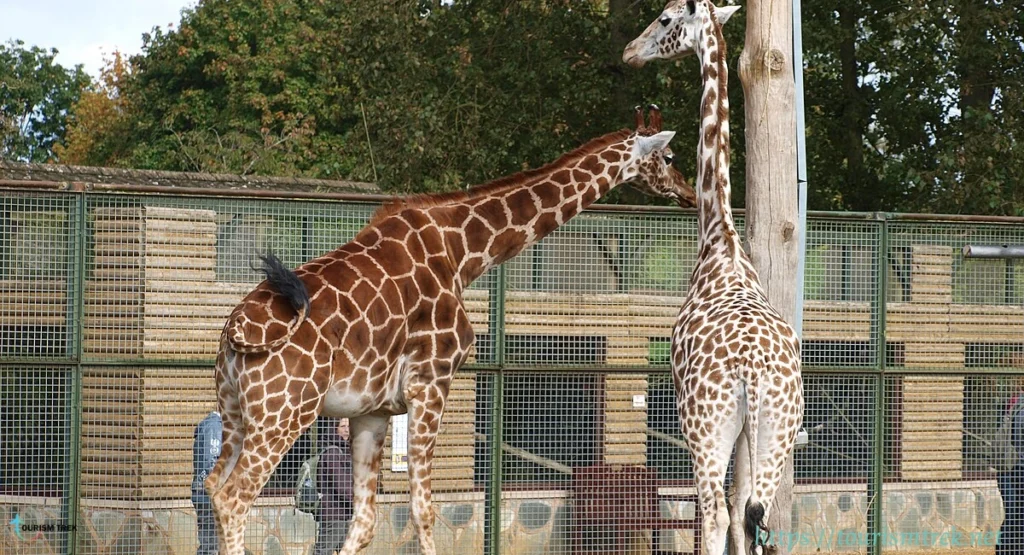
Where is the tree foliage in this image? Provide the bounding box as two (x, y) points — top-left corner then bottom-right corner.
(17, 0), (1022, 215)
(55, 52), (134, 166)
(802, 0), (1024, 215)
(54, 0), (747, 203)
(0, 40), (89, 162)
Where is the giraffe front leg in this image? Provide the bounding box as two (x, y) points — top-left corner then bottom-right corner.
(404, 378), (450, 555)
(336, 414), (389, 555)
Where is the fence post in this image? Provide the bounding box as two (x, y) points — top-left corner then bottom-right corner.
(868, 213), (889, 555)
(486, 264), (507, 555)
(64, 191), (87, 555)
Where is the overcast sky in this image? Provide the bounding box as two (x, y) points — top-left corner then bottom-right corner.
(1, 0), (197, 77)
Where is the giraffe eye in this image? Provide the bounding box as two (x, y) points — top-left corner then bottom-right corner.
(659, 15), (672, 26)
(664, 154), (674, 165)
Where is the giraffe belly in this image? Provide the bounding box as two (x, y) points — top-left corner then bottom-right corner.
(321, 385), (376, 417)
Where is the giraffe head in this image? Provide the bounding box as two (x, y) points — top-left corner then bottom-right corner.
(629, 104), (696, 207)
(620, 123), (681, 205)
(622, 0), (740, 68)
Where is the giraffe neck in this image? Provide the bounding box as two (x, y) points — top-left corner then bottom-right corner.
(443, 130), (634, 286)
(694, 10), (742, 262)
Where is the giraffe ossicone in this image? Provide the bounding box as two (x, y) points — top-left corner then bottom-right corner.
(625, 3), (804, 555)
(205, 107), (688, 555)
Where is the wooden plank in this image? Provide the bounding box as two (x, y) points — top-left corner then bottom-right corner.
(0, 279), (69, 293)
(147, 280), (253, 295)
(143, 206), (216, 221)
(143, 256), (216, 271)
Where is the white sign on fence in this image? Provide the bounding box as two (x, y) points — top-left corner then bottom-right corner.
(391, 413), (409, 472)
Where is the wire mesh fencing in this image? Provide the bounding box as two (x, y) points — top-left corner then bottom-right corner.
(0, 186), (1022, 555)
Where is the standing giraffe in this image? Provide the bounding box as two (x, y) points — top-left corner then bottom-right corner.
(624, 2), (804, 555)
(205, 111), (685, 555)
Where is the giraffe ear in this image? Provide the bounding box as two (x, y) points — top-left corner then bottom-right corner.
(715, 5), (740, 25)
(637, 130), (676, 156)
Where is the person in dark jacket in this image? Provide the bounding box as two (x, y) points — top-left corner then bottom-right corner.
(192, 411), (222, 555)
(999, 370), (1024, 555)
(313, 417), (353, 555)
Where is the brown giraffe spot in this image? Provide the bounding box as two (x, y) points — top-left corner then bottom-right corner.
(477, 198), (508, 229)
(444, 230), (466, 262)
(578, 154), (603, 174)
(600, 150), (622, 163)
(551, 169), (571, 184)
(572, 169), (591, 183)
(366, 297), (392, 327)
(350, 369), (367, 391)
(464, 218), (489, 252)
(559, 202), (577, 222)
(291, 328), (318, 352)
(265, 394), (286, 413)
(533, 212), (559, 239)
(580, 187), (598, 206)
(377, 241), (414, 276)
(435, 303), (457, 330)
(376, 217), (412, 241)
(345, 320), (370, 352)
(436, 333), (458, 359)
(534, 182), (562, 209)
(461, 258), (484, 282)
(490, 229), (528, 260)
(508, 190), (539, 225)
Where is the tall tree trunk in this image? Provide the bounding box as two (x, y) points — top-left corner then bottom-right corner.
(955, 1), (997, 213)
(839, 2), (867, 209)
(738, 0), (800, 552)
(607, 0), (649, 205)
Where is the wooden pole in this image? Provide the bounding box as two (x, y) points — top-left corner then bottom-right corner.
(737, 0), (800, 552)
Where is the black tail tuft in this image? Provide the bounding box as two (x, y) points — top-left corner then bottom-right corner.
(253, 252), (310, 319)
(745, 500), (766, 555)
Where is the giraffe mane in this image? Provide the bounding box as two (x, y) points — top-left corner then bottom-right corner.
(368, 128), (633, 225)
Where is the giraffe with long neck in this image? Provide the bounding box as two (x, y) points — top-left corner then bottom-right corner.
(205, 111), (683, 555)
(625, 3), (804, 554)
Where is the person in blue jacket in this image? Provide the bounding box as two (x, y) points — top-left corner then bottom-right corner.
(192, 411), (222, 555)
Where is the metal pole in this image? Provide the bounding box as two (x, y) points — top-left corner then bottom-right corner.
(65, 191), (88, 555)
(869, 214), (889, 555)
(962, 245), (1024, 259)
(793, 0), (809, 339)
(486, 265), (507, 555)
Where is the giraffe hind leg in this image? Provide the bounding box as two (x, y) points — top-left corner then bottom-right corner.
(404, 378), (452, 555)
(686, 398), (744, 555)
(750, 414), (799, 549)
(205, 392), (244, 499)
(207, 350), (245, 498)
(729, 429), (754, 555)
(337, 413), (390, 555)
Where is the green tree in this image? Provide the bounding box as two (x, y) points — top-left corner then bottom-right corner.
(73, 0), (744, 202)
(801, 0), (1024, 215)
(55, 52), (134, 166)
(0, 40), (90, 162)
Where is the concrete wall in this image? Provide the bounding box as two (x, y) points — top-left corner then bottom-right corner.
(0, 481), (1004, 554)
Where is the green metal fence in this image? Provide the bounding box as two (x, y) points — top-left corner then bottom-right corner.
(1, 184), (1023, 555)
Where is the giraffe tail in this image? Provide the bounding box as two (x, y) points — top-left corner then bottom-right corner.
(742, 366), (768, 554)
(744, 500), (766, 555)
(227, 252), (311, 354)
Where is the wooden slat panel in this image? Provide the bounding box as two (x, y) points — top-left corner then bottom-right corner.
(604, 374), (647, 465)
